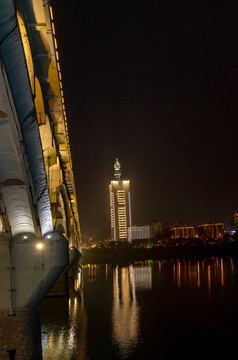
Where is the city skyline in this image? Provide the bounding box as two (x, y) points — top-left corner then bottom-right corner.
(51, 0), (238, 240)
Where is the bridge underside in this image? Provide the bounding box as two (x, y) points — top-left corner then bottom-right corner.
(0, 1), (81, 357)
(0, 0), (72, 309)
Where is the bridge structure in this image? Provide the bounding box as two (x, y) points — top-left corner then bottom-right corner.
(0, 0), (81, 358)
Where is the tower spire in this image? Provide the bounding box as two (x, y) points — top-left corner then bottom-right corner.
(114, 158), (121, 179)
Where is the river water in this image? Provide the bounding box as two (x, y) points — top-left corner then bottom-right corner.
(40, 256), (238, 359)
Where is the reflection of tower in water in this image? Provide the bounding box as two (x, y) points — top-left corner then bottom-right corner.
(112, 266), (139, 356)
(112, 264), (152, 356)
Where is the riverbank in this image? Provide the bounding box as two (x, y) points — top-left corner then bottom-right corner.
(80, 242), (238, 264)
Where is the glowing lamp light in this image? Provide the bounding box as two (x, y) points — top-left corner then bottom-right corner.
(36, 243), (43, 249)
(23, 235), (28, 239)
(46, 234), (51, 239)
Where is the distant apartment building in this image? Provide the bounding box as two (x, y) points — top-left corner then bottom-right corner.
(128, 225), (150, 240)
(149, 221), (164, 238)
(197, 223), (224, 239)
(234, 213), (238, 231)
(109, 159), (132, 241)
(128, 221), (164, 240)
(170, 226), (196, 239)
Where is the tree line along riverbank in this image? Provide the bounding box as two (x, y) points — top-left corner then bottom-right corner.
(79, 241), (238, 264)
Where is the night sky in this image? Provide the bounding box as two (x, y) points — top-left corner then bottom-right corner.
(51, 0), (238, 240)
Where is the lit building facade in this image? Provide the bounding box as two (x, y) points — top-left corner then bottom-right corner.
(128, 225), (150, 240)
(170, 226), (196, 239)
(109, 159), (132, 241)
(234, 213), (238, 231)
(197, 223), (224, 239)
(128, 221), (164, 240)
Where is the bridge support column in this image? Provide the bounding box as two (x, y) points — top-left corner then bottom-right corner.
(0, 232), (69, 360)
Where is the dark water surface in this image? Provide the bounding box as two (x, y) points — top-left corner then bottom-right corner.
(41, 257), (238, 359)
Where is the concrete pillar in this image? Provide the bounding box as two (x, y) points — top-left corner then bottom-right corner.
(0, 232), (69, 359)
(0, 233), (69, 312)
(46, 246), (80, 297)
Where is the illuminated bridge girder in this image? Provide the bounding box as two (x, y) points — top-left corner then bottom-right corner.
(0, 0), (80, 245)
(0, 0), (81, 320)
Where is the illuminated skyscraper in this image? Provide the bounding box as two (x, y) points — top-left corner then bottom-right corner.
(109, 158), (132, 241)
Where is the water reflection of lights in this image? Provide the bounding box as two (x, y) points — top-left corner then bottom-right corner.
(177, 260), (181, 287)
(132, 262), (152, 290)
(57, 332), (65, 351)
(86, 264), (97, 282)
(208, 264), (211, 297)
(197, 261), (200, 287)
(112, 264), (149, 357)
(41, 292), (88, 360)
(41, 258), (237, 359)
(42, 329), (67, 357)
(172, 257), (227, 296)
(112, 267), (138, 355)
(74, 270), (81, 291)
(67, 328), (74, 350)
(221, 258), (224, 286)
(41, 332), (49, 352)
(105, 264), (108, 281)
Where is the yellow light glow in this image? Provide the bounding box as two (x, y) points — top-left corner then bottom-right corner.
(52, 22), (55, 35)
(49, 6), (54, 20)
(36, 243), (43, 249)
(17, 12), (34, 93)
(54, 37), (58, 50)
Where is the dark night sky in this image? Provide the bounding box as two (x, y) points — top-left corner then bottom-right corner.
(51, 0), (238, 240)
